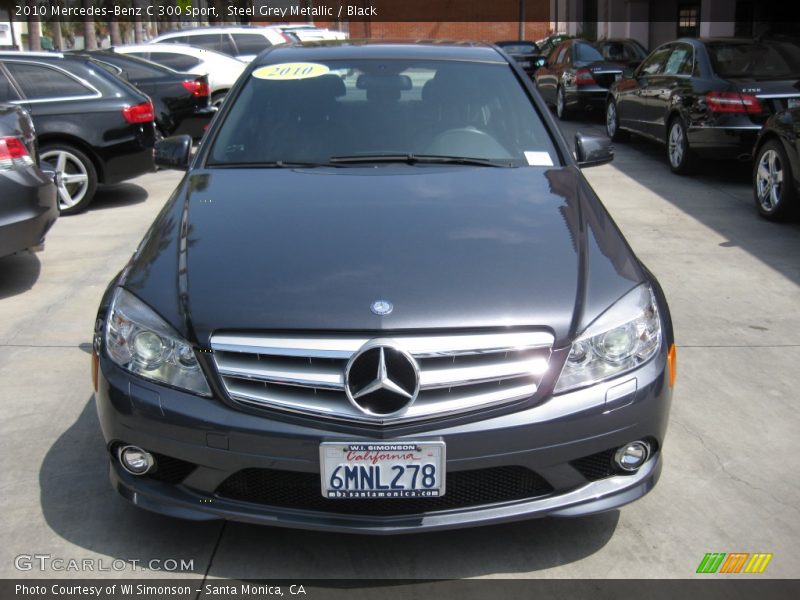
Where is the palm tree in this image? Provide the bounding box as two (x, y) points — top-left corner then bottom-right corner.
(83, 0), (97, 49)
(27, 0), (41, 51)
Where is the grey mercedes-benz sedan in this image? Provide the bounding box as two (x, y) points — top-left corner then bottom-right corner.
(92, 41), (676, 533)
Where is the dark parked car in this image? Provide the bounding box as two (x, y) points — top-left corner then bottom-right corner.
(0, 103), (57, 258)
(93, 41), (675, 534)
(594, 38), (648, 68)
(534, 38), (624, 120)
(753, 107), (800, 220)
(606, 38), (800, 174)
(495, 40), (543, 77)
(536, 33), (571, 58)
(82, 51), (214, 140)
(0, 52), (156, 214)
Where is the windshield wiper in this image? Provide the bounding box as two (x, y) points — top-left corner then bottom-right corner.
(211, 160), (339, 168)
(328, 153), (513, 167)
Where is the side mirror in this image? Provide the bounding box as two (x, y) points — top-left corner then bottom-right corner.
(154, 135), (192, 170)
(575, 133), (614, 168)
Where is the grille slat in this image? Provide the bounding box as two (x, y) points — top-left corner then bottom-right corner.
(216, 466), (554, 516)
(211, 330), (553, 424)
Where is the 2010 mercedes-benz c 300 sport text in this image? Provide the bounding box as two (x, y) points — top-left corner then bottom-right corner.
(92, 41), (676, 534)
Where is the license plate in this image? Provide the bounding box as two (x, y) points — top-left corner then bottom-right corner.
(615, 73), (622, 81)
(518, 60), (531, 68)
(320, 441), (446, 499)
(789, 98), (800, 109)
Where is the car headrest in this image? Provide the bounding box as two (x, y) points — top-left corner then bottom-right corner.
(356, 74), (413, 92)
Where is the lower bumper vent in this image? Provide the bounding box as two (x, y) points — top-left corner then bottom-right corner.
(216, 466), (554, 516)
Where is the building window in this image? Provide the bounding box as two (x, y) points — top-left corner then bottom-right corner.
(677, 3), (700, 38)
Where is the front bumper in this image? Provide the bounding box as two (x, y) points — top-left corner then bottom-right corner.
(96, 341), (672, 534)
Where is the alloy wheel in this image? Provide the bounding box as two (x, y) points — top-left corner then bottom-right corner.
(606, 102), (617, 137)
(756, 149), (784, 213)
(40, 148), (90, 210)
(668, 122), (684, 168)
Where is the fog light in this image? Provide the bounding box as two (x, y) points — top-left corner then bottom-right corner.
(614, 441), (649, 472)
(118, 445), (155, 475)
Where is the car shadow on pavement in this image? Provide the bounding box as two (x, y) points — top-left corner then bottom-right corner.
(40, 397), (620, 578)
(0, 251), (41, 300)
(38, 397), (221, 576)
(88, 183), (149, 212)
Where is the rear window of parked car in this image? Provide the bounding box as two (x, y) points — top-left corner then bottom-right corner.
(575, 42), (603, 63)
(707, 40), (800, 80)
(144, 52), (202, 72)
(232, 33), (272, 55)
(209, 59), (559, 167)
(498, 42), (539, 54)
(3, 61), (93, 99)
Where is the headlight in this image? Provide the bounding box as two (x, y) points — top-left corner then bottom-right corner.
(555, 284), (661, 394)
(105, 288), (211, 396)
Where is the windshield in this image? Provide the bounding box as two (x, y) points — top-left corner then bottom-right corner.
(208, 59), (559, 167)
(707, 40), (800, 79)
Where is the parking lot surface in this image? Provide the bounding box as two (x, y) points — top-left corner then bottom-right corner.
(1, 115), (799, 580)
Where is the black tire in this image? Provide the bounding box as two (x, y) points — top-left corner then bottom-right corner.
(666, 116), (696, 175)
(39, 142), (98, 215)
(753, 139), (798, 221)
(605, 99), (629, 142)
(556, 86), (571, 121)
(211, 91), (227, 108)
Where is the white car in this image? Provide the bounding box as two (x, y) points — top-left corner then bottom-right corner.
(273, 25), (348, 43)
(113, 44), (245, 106)
(149, 26), (289, 63)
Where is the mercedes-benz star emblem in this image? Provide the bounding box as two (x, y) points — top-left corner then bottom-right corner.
(345, 343), (419, 416)
(370, 300), (393, 316)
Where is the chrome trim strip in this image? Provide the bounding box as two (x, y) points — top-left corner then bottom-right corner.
(755, 93), (800, 99)
(419, 356), (549, 389)
(211, 331), (554, 359)
(224, 380), (539, 424)
(216, 358), (344, 390)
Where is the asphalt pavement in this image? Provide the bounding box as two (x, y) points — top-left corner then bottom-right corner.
(1, 113), (798, 580)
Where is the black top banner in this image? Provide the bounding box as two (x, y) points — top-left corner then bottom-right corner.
(5, 0), (798, 23)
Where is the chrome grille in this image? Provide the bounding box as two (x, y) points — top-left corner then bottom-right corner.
(210, 331), (554, 424)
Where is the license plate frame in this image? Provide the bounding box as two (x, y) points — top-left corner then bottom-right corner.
(320, 441), (446, 499)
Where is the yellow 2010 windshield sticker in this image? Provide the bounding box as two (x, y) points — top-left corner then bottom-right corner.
(252, 62), (330, 81)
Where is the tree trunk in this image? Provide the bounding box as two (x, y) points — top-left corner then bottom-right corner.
(83, 21), (97, 50)
(134, 16), (144, 43)
(27, 0), (41, 51)
(110, 21), (122, 46)
(51, 21), (64, 51)
(83, 1), (97, 50)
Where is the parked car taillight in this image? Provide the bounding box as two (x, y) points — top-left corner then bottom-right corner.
(0, 136), (34, 170)
(122, 101), (155, 124)
(181, 79), (210, 97)
(705, 91), (762, 114)
(575, 67), (595, 86)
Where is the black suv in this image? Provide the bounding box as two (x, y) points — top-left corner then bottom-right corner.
(0, 52), (156, 214)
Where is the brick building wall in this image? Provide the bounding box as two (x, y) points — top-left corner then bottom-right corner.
(340, 21), (551, 42)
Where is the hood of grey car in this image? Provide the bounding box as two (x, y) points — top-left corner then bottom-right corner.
(123, 165), (643, 347)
